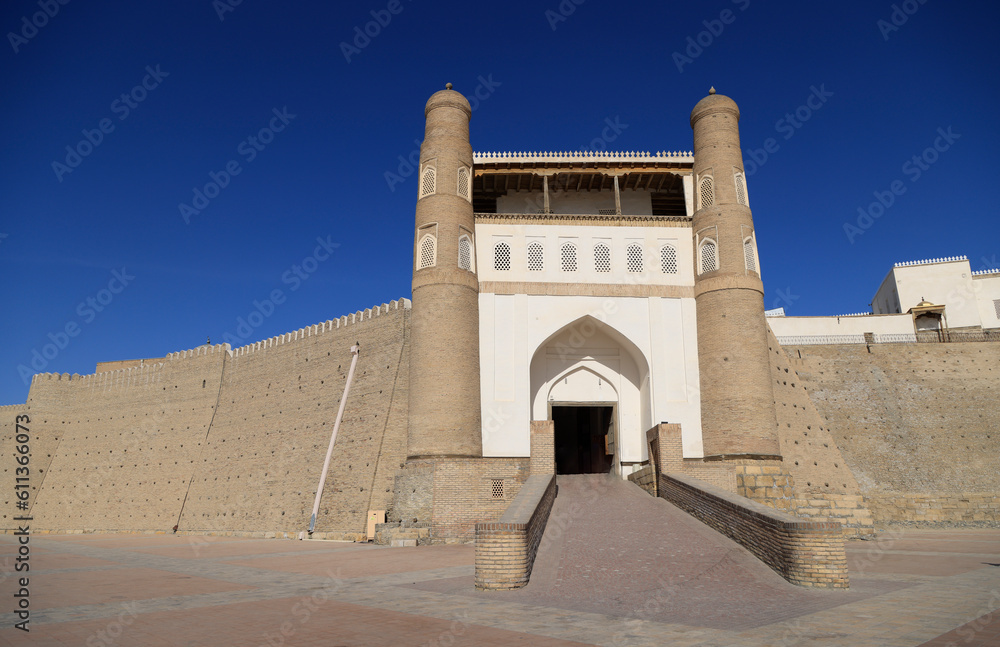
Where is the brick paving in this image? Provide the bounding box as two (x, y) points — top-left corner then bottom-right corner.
(0, 481), (998, 646)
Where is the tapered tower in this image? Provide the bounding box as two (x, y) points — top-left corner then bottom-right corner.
(690, 88), (780, 460)
(407, 84), (482, 459)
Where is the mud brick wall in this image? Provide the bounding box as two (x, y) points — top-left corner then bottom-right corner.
(660, 472), (849, 589)
(475, 473), (556, 590)
(785, 339), (1000, 525)
(3, 301), (411, 539)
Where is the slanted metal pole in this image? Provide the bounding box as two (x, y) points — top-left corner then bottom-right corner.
(308, 343), (360, 535)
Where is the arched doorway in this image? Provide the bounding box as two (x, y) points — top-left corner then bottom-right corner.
(529, 316), (651, 475)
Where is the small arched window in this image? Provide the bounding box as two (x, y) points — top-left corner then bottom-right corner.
(457, 167), (471, 201)
(418, 234), (436, 270)
(458, 235), (473, 271)
(743, 237), (756, 273)
(527, 242), (544, 271)
(700, 240), (718, 274)
(734, 171), (748, 206)
(494, 241), (511, 271)
(419, 166), (436, 198)
(560, 242), (577, 272)
(660, 245), (678, 274)
(594, 243), (611, 273)
(699, 176), (714, 209)
(626, 243), (643, 273)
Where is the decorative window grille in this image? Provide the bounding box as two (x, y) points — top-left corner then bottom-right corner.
(598, 208), (617, 216)
(418, 235), (436, 270)
(491, 478), (504, 499)
(700, 240), (718, 274)
(457, 167), (470, 201)
(626, 244), (643, 273)
(560, 242), (577, 272)
(458, 235), (473, 271)
(527, 242), (544, 271)
(994, 299), (1000, 319)
(594, 243), (611, 273)
(660, 245), (678, 274)
(699, 176), (714, 209)
(734, 171), (747, 206)
(494, 241), (511, 271)
(420, 166), (436, 198)
(744, 237), (757, 273)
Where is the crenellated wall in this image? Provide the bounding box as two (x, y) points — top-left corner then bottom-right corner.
(3, 300), (411, 538)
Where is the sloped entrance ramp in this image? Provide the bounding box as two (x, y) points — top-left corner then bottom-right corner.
(415, 474), (905, 631)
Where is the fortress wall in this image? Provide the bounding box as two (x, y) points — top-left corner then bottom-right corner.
(766, 326), (874, 534)
(178, 300), (410, 539)
(19, 346), (227, 533)
(786, 340), (1000, 524)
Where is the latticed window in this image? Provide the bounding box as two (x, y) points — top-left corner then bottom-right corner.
(417, 235), (436, 269)
(594, 243), (611, 273)
(527, 242), (544, 271)
(660, 245), (678, 274)
(744, 238), (756, 273)
(494, 241), (511, 271)
(626, 244), (643, 273)
(458, 236), (473, 271)
(700, 240), (718, 274)
(457, 167), (470, 201)
(734, 172), (747, 206)
(561, 242), (577, 272)
(994, 299), (1000, 320)
(420, 166), (436, 198)
(699, 176), (714, 209)
(491, 478), (504, 499)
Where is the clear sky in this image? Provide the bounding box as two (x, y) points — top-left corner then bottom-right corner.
(1, 0), (998, 405)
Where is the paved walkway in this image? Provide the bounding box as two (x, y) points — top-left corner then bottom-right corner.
(1, 477), (998, 646)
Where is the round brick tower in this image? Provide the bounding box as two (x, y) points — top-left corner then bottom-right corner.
(407, 85), (482, 459)
(690, 88), (780, 459)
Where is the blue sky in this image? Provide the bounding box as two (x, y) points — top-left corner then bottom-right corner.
(1, 0), (998, 405)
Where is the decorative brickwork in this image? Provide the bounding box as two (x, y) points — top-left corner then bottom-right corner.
(529, 420), (555, 475)
(475, 473), (556, 590)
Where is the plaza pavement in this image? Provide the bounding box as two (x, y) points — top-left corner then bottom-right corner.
(0, 478), (998, 646)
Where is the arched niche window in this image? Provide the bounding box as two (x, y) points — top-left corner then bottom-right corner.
(457, 167), (471, 202)
(743, 236), (757, 273)
(417, 234), (436, 270)
(527, 241), (544, 271)
(493, 241), (511, 271)
(660, 244), (678, 274)
(419, 165), (436, 199)
(458, 235), (474, 271)
(734, 169), (748, 207)
(699, 175), (714, 209)
(626, 243), (644, 273)
(560, 242), (578, 272)
(699, 239), (718, 274)
(594, 243), (611, 273)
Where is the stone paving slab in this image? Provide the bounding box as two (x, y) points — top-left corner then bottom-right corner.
(0, 502), (998, 646)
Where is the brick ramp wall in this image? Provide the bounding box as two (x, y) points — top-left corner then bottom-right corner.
(786, 340), (1000, 524)
(475, 473), (557, 590)
(659, 472), (849, 588)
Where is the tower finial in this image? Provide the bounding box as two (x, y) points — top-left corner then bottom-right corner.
(446, 82), (453, 90)
(709, 86), (716, 95)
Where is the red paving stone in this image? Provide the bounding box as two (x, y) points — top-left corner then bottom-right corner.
(846, 550), (996, 577)
(918, 609), (1000, 647)
(132, 537), (358, 560)
(227, 544), (474, 578)
(24, 567), (254, 611)
(0, 596), (596, 647)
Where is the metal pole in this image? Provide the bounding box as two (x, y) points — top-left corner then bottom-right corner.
(308, 343), (360, 535)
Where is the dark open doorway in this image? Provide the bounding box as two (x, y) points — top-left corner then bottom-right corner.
(552, 405), (615, 474)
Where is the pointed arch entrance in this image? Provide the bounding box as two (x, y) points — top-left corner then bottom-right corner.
(529, 316), (651, 475)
